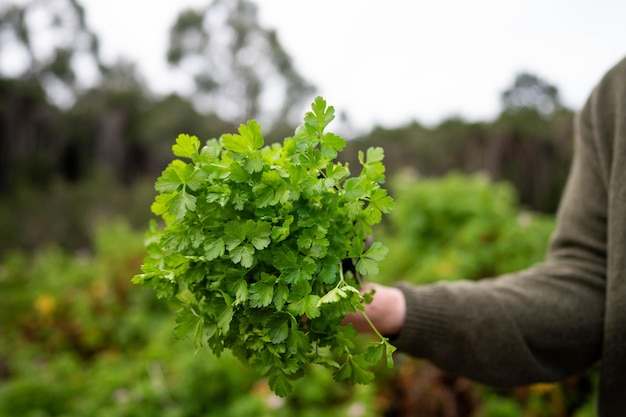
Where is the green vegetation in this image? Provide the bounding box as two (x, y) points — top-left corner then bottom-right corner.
(0, 172), (597, 416)
(379, 172), (555, 285)
(134, 98), (396, 396)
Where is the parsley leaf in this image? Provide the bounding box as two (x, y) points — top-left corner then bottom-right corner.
(221, 120), (264, 154)
(172, 133), (201, 160)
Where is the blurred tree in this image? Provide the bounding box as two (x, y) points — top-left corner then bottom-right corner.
(344, 104), (573, 214)
(501, 72), (561, 116)
(167, 0), (315, 127)
(489, 106), (573, 213)
(138, 93), (236, 174)
(0, 76), (59, 191)
(0, 0), (104, 106)
(63, 59), (149, 183)
(0, 0), (107, 192)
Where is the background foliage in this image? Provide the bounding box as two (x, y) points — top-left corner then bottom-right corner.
(0, 176), (598, 417)
(0, 0), (595, 415)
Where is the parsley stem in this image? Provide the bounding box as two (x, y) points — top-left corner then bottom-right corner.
(338, 261), (385, 341)
(359, 309), (387, 343)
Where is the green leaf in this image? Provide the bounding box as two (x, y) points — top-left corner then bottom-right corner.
(334, 357), (353, 382)
(273, 282), (289, 311)
(288, 280), (311, 299)
(335, 326), (357, 350)
(155, 164), (184, 193)
(261, 169), (284, 187)
(267, 313), (290, 344)
(151, 192), (175, 216)
(225, 275), (248, 304)
(348, 237), (366, 258)
(364, 342), (384, 364)
(363, 204), (382, 225)
(317, 287), (344, 306)
(301, 175), (324, 196)
(304, 295), (321, 318)
(320, 132), (346, 158)
(356, 242), (389, 276)
(156, 160), (207, 193)
(317, 255), (340, 284)
(305, 96), (335, 134)
(356, 258), (378, 276)
(287, 282), (321, 318)
(345, 200), (364, 221)
(344, 177), (367, 201)
(325, 162), (350, 184)
(254, 171), (290, 208)
(228, 162), (250, 183)
(296, 226), (328, 256)
(185, 167), (209, 191)
(206, 184), (231, 206)
(299, 147), (324, 170)
(222, 120), (264, 154)
(385, 341), (397, 368)
(245, 150), (264, 174)
(268, 369), (293, 397)
(369, 188), (396, 214)
(287, 329), (311, 355)
(224, 221), (246, 250)
(255, 185), (276, 208)
(169, 190), (197, 220)
(362, 242), (389, 261)
(348, 356), (375, 385)
(271, 216), (293, 242)
(173, 308), (203, 343)
(361, 147), (384, 164)
(204, 237), (225, 260)
(249, 279), (275, 308)
(287, 164), (307, 186)
(229, 244), (255, 268)
(273, 249), (315, 284)
(245, 220), (272, 250)
(217, 306), (234, 333)
(172, 133), (200, 159)
(334, 355), (374, 385)
(197, 138), (221, 163)
(358, 147), (386, 182)
(231, 191), (247, 211)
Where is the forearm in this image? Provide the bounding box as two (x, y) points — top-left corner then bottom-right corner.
(394, 262), (605, 386)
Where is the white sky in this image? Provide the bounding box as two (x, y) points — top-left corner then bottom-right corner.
(80, 0), (626, 131)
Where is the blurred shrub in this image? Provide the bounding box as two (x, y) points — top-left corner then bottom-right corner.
(0, 173), (157, 255)
(378, 171), (555, 285)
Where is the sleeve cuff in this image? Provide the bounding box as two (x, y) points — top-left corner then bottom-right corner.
(391, 282), (453, 359)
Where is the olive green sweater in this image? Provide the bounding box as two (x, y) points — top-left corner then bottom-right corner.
(394, 55), (626, 416)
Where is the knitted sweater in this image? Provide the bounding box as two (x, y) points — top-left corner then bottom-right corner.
(394, 55), (626, 417)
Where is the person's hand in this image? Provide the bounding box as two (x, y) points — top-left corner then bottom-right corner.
(343, 283), (406, 336)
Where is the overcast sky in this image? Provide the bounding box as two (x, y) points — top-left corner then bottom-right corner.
(81, 0), (626, 131)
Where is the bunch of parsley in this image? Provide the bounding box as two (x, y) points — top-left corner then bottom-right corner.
(133, 97), (396, 396)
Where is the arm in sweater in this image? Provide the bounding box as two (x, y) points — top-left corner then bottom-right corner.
(387, 71), (611, 387)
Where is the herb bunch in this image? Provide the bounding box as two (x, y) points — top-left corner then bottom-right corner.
(133, 97), (396, 396)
